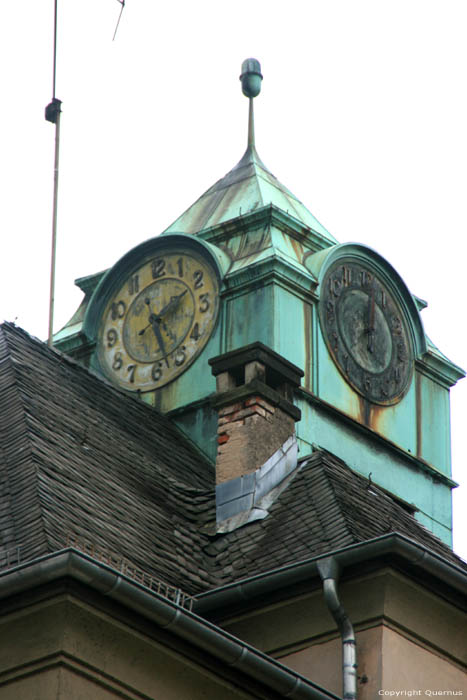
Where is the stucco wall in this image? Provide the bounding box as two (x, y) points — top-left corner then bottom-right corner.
(381, 626), (466, 693)
(220, 568), (466, 696)
(0, 595), (256, 700)
(279, 627), (383, 699)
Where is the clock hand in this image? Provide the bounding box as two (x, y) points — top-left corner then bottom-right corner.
(140, 298), (170, 367)
(158, 289), (188, 318)
(367, 286), (376, 353)
(140, 290), (187, 336)
(160, 318), (177, 343)
(149, 312), (170, 368)
(139, 298), (159, 335)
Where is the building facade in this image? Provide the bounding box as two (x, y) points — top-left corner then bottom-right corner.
(0, 60), (465, 699)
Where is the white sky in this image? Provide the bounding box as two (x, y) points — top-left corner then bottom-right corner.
(1, 1), (466, 560)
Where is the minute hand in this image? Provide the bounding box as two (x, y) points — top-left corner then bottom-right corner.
(149, 312), (170, 368)
(366, 287), (376, 353)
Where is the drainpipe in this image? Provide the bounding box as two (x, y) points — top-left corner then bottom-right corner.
(317, 557), (357, 700)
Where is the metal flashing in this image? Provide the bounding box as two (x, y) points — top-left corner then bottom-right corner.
(216, 435), (299, 532)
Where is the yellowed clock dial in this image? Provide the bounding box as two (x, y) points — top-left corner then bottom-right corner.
(98, 250), (219, 391)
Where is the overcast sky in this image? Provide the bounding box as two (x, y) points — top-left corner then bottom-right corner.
(2, 1), (466, 559)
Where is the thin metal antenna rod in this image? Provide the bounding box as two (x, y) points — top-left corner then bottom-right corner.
(52, 0), (58, 98)
(113, 0), (125, 41)
(248, 98), (255, 149)
(45, 0), (62, 347)
(47, 106), (61, 347)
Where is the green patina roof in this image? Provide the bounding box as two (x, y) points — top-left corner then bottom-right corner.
(163, 145), (337, 243)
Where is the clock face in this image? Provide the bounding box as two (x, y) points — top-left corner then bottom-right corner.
(319, 259), (413, 405)
(97, 249), (219, 391)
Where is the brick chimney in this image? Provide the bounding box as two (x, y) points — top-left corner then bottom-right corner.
(209, 343), (303, 530)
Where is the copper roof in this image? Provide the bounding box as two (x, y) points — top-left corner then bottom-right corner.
(163, 145), (337, 243)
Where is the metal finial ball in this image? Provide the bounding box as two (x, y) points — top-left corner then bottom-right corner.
(240, 58), (263, 98)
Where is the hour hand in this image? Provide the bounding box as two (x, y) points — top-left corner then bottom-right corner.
(139, 298), (158, 336)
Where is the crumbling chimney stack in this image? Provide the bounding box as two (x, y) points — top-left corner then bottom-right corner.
(209, 343), (303, 528)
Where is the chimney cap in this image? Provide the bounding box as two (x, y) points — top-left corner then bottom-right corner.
(209, 342), (304, 387)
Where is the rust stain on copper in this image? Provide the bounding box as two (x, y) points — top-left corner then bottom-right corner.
(368, 402), (386, 434)
(357, 394), (371, 428)
(289, 236), (303, 262)
(416, 372), (422, 458)
(304, 302), (311, 390)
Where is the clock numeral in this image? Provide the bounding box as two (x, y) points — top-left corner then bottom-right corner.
(190, 322), (200, 341)
(329, 276), (342, 298)
(111, 301), (126, 320)
(127, 364), (136, 383)
(177, 257), (184, 277)
(151, 363), (163, 382)
(199, 293), (209, 313)
(151, 258), (166, 279)
(342, 265), (352, 287)
(343, 353), (349, 374)
(364, 377), (371, 393)
(392, 315), (402, 336)
(360, 270), (373, 287)
(193, 270), (204, 289)
(392, 366), (401, 384)
(381, 290), (387, 308)
(174, 346), (186, 367)
(112, 352), (123, 371)
(331, 331), (338, 352)
(326, 300), (335, 322)
(397, 340), (408, 363)
(107, 329), (118, 348)
(128, 275), (139, 295)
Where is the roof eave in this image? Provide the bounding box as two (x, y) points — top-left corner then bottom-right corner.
(193, 533), (467, 615)
(195, 204), (336, 253)
(0, 549), (339, 700)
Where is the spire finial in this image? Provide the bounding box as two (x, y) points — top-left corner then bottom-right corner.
(240, 58), (263, 149)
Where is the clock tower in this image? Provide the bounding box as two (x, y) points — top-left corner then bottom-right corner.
(54, 59), (464, 547)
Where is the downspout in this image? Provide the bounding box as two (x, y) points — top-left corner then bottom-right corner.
(317, 557), (357, 700)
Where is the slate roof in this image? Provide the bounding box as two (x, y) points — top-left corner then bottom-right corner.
(205, 450), (467, 587)
(0, 323), (465, 599)
(0, 322), (214, 592)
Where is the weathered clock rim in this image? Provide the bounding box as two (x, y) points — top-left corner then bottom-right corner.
(316, 243), (427, 406)
(83, 233), (225, 391)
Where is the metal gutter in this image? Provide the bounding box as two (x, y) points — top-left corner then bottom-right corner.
(0, 549), (339, 700)
(194, 533), (467, 614)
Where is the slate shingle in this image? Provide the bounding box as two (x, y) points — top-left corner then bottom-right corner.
(0, 322), (465, 600)
(0, 323), (215, 593)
